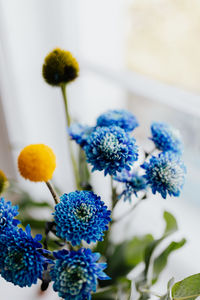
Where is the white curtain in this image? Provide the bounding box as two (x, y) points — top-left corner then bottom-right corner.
(0, 0), (125, 198)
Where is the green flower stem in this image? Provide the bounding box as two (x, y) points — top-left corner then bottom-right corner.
(45, 181), (59, 205)
(95, 178), (118, 256)
(94, 179), (116, 256)
(61, 84), (71, 127)
(111, 177), (118, 210)
(61, 84), (81, 190)
(78, 148), (92, 190)
(144, 146), (156, 160)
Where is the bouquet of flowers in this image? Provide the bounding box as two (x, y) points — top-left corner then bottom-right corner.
(0, 48), (199, 300)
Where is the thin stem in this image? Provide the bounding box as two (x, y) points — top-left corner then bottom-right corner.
(113, 193), (147, 223)
(68, 140), (81, 190)
(61, 84), (71, 127)
(111, 177), (118, 210)
(144, 146), (156, 160)
(111, 177), (114, 209)
(95, 178), (116, 256)
(45, 181), (59, 205)
(60, 84), (81, 190)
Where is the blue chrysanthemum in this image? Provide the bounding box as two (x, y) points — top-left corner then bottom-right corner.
(114, 170), (147, 201)
(150, 122), (183, 154)
(54, 191), (111, 246)
(97, 109), (139, 132)
(68, 123), (94, 147)
(51, 248), (110, 300)
(0, 225), (49, 287)
(0, 198), (20, 234)
(84, 126), (138, 176)
(141, 152), (186, 199)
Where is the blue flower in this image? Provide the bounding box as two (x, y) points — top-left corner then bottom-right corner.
(84, 126), (138, 176)
(68, 123), (94, 147)
(150, 122), (183, 154)
(114, 170), (147, 201)
(141, 152), (186, 199)
(54, 191), (111, 246)
(0, 198), (20, 234)
(51, 248), (110, 300)
(0, 225), (49, 287)
(97, 109), (139, 132)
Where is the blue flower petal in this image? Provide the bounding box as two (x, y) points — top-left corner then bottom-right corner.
(51, 248), (109, 300)
(53, 191), (111, 246)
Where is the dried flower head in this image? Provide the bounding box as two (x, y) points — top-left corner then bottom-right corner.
(18, 144), (56, 182)
(42, 48), (79, 86)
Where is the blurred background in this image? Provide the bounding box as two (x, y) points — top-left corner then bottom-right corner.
(0, 0), (200, 299)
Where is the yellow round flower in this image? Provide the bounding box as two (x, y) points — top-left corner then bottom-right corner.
(0, 170), (9, 194)
(42, 48), (79, 86)
(18, 144), (56, 182)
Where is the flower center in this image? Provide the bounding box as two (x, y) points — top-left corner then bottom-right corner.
(74, 203), (93, 222)
(154, 161), (184, 189)
(101, 133), (120, 158)
(5, 250), (25, 270)
(61, 265), (87, 296)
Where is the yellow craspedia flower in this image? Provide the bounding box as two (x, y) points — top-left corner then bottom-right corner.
(0, 170), (9, 194)
(42, 48), (79, 86)
(18, 144), (56, 182)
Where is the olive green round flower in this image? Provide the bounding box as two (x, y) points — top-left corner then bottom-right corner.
(0, 170), (9, 195)
(42, 48), (79, 86)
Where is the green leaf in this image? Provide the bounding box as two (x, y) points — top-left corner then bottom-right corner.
(20, 218), (46, 230)
(163, 211), (178, 237)
(78, 148), (92, 190)
(103, 235), (153, 285)
(152, 239), (186, 284)
(144, 211), (178, 277)
(171, 274), (200, 300)
(104, 243), (130, 284)
(125, 234), (154, 266)
(19, 199), (52, 210)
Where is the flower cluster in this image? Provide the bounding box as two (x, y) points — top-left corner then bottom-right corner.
(142, 152), (186, 199)
(150, 122), (183, 155)
(114, 170), (147, 201)
(16, 142), (110, 297)
(0, 48), (188, 300)
(51, 248), (110, 300)
(68, 109), (139, 176)
(84, 126), (138, 175)
(0, 195), (49, 287)
(54, 191), (111, 246)
(0, 225), (48, 287)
